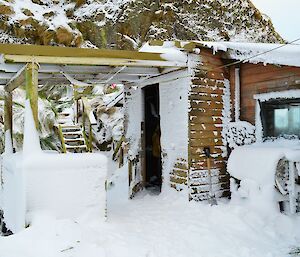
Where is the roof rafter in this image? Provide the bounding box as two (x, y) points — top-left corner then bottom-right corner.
(4, 65), (26, 92)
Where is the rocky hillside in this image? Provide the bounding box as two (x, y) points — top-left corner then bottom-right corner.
(0, 0), (283, 49)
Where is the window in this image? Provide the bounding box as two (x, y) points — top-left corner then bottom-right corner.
(261, 98), (300, 138)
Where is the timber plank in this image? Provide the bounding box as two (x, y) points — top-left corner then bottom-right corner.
(170, 176), (187, 185)
(189, 109), (223, 116)
(190, 101), (223, 109)
(174, 162), (188, 170)
(190, 146), (223, 155)
(192, 78), (225, 88)
(190, 123), (223, 131)
(189, 116), (222, 124)
(190, 86), (224, 95)
(190, 161), (225, 170)
(189, 94), (223, 102)
(190, 138), (223, 147)
(190, 131), (222, 139)
(190, 154), (224, 162)
(171, 169), (188, 178)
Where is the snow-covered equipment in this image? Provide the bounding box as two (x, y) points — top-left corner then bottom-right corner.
(204, 147), (218, 206)
(228, 145), (300, 214)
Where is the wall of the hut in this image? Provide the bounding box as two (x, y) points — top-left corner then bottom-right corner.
(159, 70), (190, 191)
(124, 85), (144, 195)
(238, 63), (300, 124)
(188, 49), (230, 201)
(124, 69), (191, 195)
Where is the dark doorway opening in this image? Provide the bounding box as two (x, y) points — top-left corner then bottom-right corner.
(143, 84), (162, 192)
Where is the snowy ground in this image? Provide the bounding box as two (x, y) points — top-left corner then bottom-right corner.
(1, 164), (300, 257)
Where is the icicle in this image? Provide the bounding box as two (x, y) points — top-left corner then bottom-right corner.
(23, 100), (41, 155)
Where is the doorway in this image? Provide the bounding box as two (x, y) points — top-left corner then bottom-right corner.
(143, 84), (162, 192)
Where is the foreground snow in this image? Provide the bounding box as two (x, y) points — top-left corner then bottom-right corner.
(1, 173), (300, 257)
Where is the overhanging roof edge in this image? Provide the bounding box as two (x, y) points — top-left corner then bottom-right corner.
(0, 43), (165, 62)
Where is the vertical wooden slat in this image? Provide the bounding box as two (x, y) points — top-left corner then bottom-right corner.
(4, 91), (13, 145)
(25, 62), (39, 129)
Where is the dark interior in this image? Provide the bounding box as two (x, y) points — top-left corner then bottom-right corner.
(143, 84), (162, 192)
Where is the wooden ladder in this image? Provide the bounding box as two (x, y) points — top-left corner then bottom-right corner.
(57, 111), (89, 153)
(58, 124), (88, 153)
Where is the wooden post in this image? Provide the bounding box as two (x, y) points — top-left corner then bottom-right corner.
(89, 124), (93, 152)
(25, 63), (39, 129)
(4, 91), (13, 143)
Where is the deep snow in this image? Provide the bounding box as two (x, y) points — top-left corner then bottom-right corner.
(1, 164), (300, 257)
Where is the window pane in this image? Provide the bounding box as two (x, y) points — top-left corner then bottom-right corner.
(261, 98), (300, 138)
(290, 106), (300, 132)
(274, 108), (288, 130)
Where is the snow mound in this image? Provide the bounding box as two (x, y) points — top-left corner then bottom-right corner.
(228, 146), (285, 184)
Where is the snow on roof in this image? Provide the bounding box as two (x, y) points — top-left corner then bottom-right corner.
(142, 40), (300, 68)
(199, 41), (300, 68)
(139, 42), (188, 63)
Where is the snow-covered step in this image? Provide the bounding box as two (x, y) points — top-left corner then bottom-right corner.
(62, 131), (83, 135)
(65, 145), (87, 149)
(64, 138), (85, 143)
(61, 125), (81, 129)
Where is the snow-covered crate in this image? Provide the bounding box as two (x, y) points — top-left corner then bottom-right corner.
(1, 152), (107, 233)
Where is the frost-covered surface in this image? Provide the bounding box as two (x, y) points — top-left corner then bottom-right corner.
(159, 70), (190, 190)
(1, 103), (107, 232)
(228, 146), (285, 184)
(224, 121), (256, 148)
(140, 42), (188, 63)
(1, 164), (300, 257)
(89, 85), (124, 146)
(254, 89), (300, 102)
(124, 86), (143, 159)
(228, 140), (300, 216)
(200, 41), (300, 67)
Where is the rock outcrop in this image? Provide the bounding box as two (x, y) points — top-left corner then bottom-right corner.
(0, 0), (283, 49)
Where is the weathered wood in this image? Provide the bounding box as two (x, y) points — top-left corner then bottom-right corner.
(25, 62), (39, 129)
(191, 86), (224, 95)
(194, 71), (225, 80)
(189, 116), (222, 124)
(190, 145), (223, 154)
(192, 78), (225, 88)
(4, 65), (26, 92)
(189, 109), (223, 116)
(4, 55), (187, 68)
(190, 123), (222, 131)
(0, 43), (164, 61)
(170, 176), (187, 185)
(190, 130), (222, 139)
(189, 94), (223, 102)
(171, 169), (188, 178)
(190, 161), (225, 170)
(174, 162), (188, 170)
(190, 138), (223, 147)
(4, 91), (13, 146)
(237, 63), (300, 123)
(190, 101), (223, 109)
(58, 125), (67, 153)
(190, 155), (224, 163)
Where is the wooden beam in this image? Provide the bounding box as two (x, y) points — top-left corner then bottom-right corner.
(0, 43), (164, 61)
(4, 91), (13, 135)
(25, 63), (39, 128)
(0, 63), (161, 76)
(4, 55), (187, 68)
(4, 65), (26, 92)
